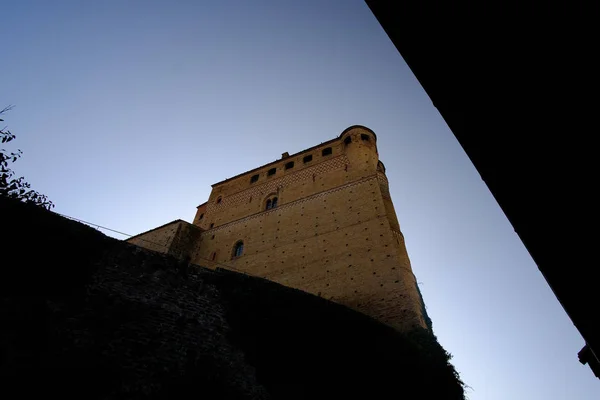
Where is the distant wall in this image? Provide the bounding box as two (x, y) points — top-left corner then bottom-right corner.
(127, 220), (181, 253)
(127, 219), (202, 259)
(0, 196), (463, 399)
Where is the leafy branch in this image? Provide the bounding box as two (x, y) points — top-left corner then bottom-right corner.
(1, 105), (54, 210)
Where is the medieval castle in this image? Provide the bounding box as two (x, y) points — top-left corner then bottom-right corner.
(128, 125), (429, 332)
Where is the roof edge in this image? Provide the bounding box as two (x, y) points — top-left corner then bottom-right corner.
(125, 219), (186, 242)
(211, 125), (377, 188)
(339, 125), (377, 141)
(211, 136), (339, 187)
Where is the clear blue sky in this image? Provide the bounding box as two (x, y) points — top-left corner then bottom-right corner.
(2, 1), (597, 398)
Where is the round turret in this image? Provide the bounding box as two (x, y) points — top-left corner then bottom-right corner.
(340, 126), (379, 176)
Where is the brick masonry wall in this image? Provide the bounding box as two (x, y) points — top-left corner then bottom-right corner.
(197, 127), (381, 231)
(193, 202), (207, 225)
(169, 221), (204, 259)
(190, 126), (428, 331)
(1, 196), (464, 400)
(127, 220), (182, 253)
(127, 220), (204, 260)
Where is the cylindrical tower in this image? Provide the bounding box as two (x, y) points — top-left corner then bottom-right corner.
(339, 125), (429, 331)
(340, 126), (379, 180)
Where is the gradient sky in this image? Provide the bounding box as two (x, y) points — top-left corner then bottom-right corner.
(2, 1), (597, 398)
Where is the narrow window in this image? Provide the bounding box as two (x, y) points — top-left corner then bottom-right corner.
(285, 161), (295, 170)
(211, 252), (216, 261)
(271, 197), (278, 208)
(199, 213), (204, 220)
(210, 223), (214, 228)
(233, 241), (244, 258)
(361, 134), (370, 142)
(303, 155), (313, 163)
(266, 199), (272, 210)
(250, 174), (259, 183)
(322, 147), (332, 156)
(216, 196), (222, 204)
(267, 168), (276, 176)
(344, 136), (352, 145)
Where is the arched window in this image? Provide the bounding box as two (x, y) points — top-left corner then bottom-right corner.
(344, 136), (352, 145)
(233, 241), (244, 258)
(265, 196), (278, 210)
(216, 196), (222, 204)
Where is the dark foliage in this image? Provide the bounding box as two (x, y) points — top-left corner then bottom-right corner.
(0, 105), (54, 209)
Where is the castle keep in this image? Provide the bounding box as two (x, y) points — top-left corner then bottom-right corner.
(128, 125), (429, 332)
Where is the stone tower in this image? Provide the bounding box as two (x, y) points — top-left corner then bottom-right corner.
(128, 125), (429, 332)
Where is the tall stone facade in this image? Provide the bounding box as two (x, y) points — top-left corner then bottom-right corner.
(128, 125), (429, 332)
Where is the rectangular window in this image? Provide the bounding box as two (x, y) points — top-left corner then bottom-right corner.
(361, 134), (370, 141)
(285, 161), (295, 170)
(322, 147), (332, 156)
(250, 174), (259, 183)
(303, 155), (313, 163)
(267, 168), (276, 176)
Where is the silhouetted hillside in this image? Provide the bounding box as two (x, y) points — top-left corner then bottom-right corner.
(0, 197), (464, 399)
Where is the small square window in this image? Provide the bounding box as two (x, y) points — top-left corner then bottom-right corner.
(322, 147), (332, 156)
(285, 161), (295, 170)
(361, 134), (370, 141)
(210, 223), (214, 228)
(267, 168), (276, 176)
(250, 174), (259, 183)
(303, 155), (313, 163)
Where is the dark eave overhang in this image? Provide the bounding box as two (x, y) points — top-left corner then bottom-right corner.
(365, 0), (597, 376)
